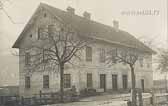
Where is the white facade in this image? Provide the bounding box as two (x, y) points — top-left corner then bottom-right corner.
(14, 4), (154, 97)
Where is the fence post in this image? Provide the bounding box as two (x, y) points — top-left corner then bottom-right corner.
(138, 89), (143, 106)
(21, 96), (24, 106)
(39, 90), (42, 104)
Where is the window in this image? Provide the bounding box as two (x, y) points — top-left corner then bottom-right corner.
(139, 57), (143, 67)
(37, 27), (42, 40)
(122, 75), (128, 89)
(29, 34), (32, 38)
(25, 76), (30, 89)
(64, 74), (71, 88)
(42, 49), (47, 63)
(44, 13), (47, 17)
(48, 25), (54, 36)
(87, 73), (93, 88)
(43, 75), (49, 88)
(99, 48), (105, 63)
(25, 52), (30, 65)
(111, 49), (117, 63)
(86, 46), (92, 62)
(147, 62), (150, 68)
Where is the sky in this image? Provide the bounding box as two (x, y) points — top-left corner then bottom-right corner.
(0, 0), (167, 86)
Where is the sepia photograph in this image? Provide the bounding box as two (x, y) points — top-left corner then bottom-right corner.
(0, 0), (167, 106)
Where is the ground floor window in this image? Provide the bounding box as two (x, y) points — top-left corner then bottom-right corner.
(122, 75), (128, 89)
(112, 74), (118, 90)
(43, 75), (49, 88)
(25, 76), (30, 89)
(87, 73), (93, 88)
(64, 74), (71, 88)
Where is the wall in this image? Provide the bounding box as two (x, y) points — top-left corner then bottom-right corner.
(18, 7), (153, 97)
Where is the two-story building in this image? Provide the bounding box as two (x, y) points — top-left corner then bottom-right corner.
(12, 3), (155, 97)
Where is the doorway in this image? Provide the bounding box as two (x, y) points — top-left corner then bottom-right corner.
(100, 74), (106, 91)
(141, 79), (145, 92)
(112, 74), (118, 90)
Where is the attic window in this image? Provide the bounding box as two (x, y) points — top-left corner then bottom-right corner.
(44, 13), (47, 17)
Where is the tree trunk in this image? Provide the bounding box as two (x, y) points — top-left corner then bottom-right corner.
(130, 65), (137, 106)
(60, 63), (64, 102)
(165, 73), (167, 93)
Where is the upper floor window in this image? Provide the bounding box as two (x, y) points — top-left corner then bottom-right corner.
(43, 75), (49, 88)
(111, 49), (117, 63)
(25, 76), (30, 89)
(29, 34), (32, 38)
(147, 62), (150, 68)
(86, 46), (92, 62)
(25, 52), (30, 65)
(139, 57), (143, 67)
(37, 27), (42, 40)
(99, 48), (105, 63)
(64, 74), (71, 88)
(42, 49), (48, 63)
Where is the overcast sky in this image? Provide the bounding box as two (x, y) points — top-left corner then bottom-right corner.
(0, 0), (167, 85)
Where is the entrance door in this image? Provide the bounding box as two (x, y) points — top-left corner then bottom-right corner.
(100, 74), (106, 91)
(122, 75), (128, 89)
(141, 79), (144, 92)
(112, 74), (118, 90)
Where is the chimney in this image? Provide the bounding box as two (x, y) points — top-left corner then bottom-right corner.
(83, 11), (91, 20)
(66, 6), (75, 14)
(113, 20), (119, 32)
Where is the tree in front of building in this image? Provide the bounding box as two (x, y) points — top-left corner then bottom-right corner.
(157, 48), (168, 92)
(106, 47), (141, 106)
(24, 23), (90, 102)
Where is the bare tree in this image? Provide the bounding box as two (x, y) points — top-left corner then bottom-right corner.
(157, 48), (168, 92)
(22, 23), (90, 102)
(106, 47), (141, 106)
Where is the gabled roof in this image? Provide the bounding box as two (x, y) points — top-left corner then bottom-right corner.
(12, 3), (156, 54)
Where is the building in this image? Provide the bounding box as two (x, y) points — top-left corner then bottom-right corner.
(0, 86), (19, 96)
(12, 3), (155, 97)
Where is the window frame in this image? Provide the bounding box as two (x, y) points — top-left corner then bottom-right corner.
(86, 46), (92, 62)
(122, 75), (128, 89)
(99, 48), (105, 63)
(64, 74), (71, 88)
(43, 75), (49, 89)
(25, 52), (30, 66)
(139, 57), (144, 67)
(87, 73), (93, 88)
(25, 76), (30, 89)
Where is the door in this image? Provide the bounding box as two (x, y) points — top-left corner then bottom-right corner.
(141, 79), (144, 92)
(100, 74), (106, 91)
(112, 74), (118, 90)
(122, 75), (128, 89)
(87, 73), (93, 88)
